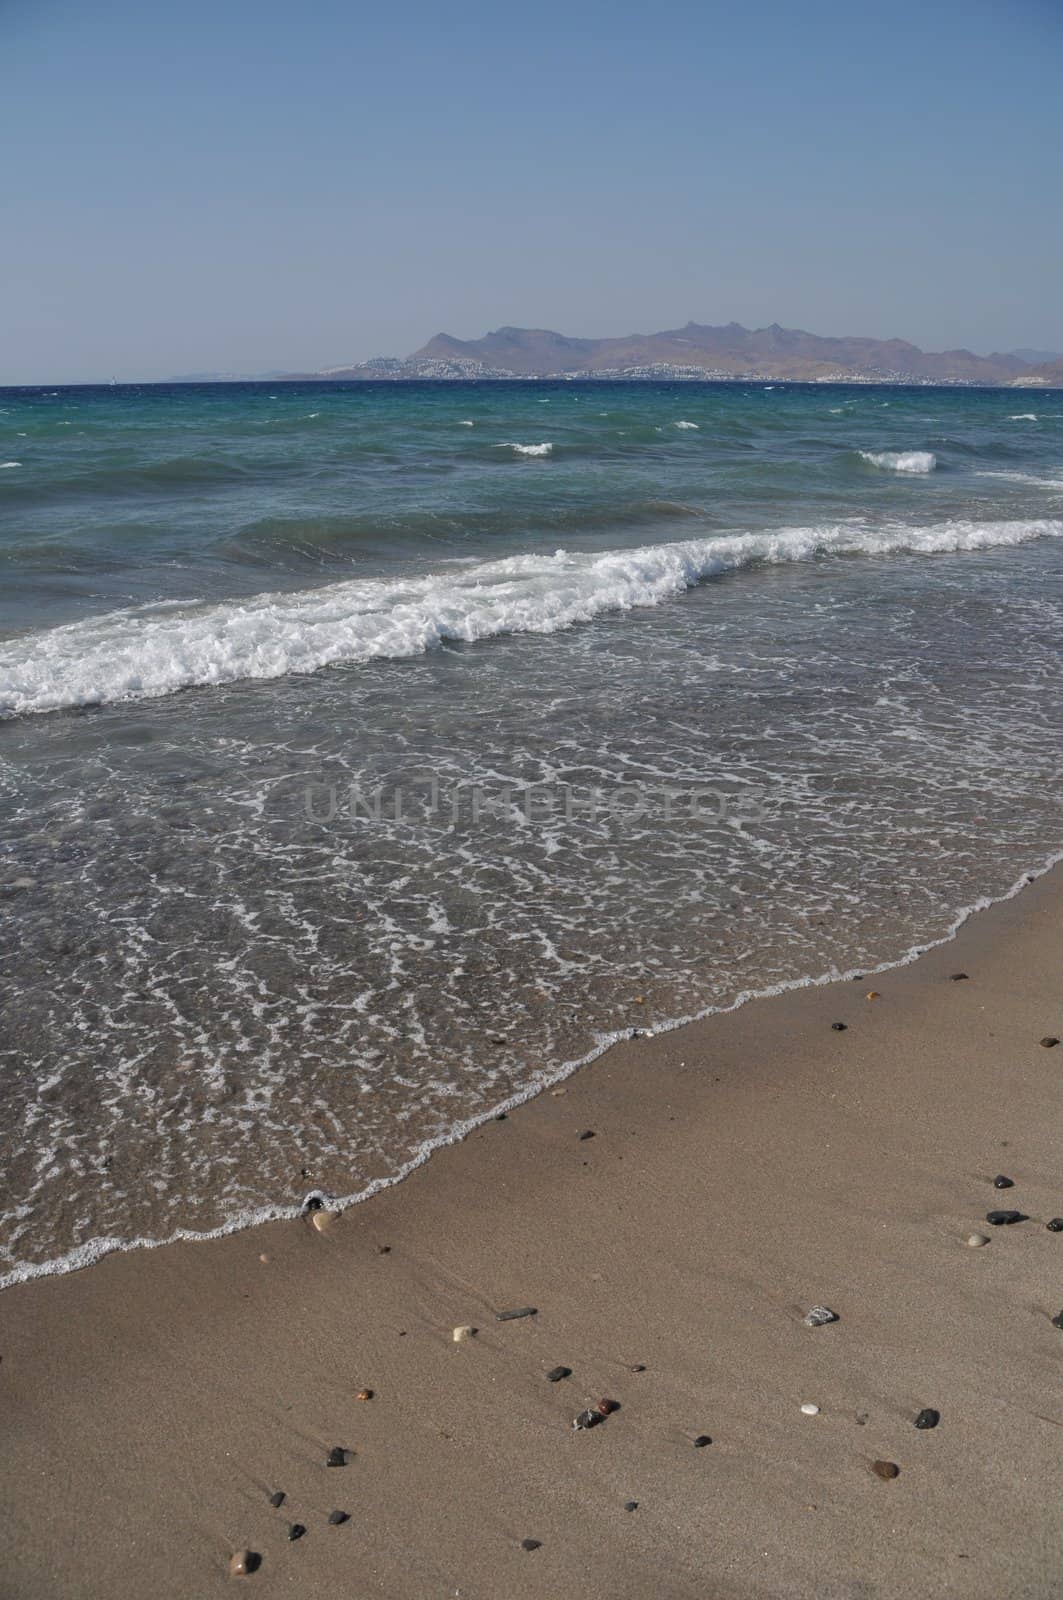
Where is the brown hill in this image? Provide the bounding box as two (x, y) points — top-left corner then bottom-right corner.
(405, 320), (1033, 382)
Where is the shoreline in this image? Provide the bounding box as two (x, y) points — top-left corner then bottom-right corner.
(5, 846), (1062, 1294)
(4, 860), (1063, 1595)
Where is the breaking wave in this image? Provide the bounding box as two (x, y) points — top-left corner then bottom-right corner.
(497, 441), (553, 457)
(860, 450), (937, 473)
(2, 516), (1060, 718)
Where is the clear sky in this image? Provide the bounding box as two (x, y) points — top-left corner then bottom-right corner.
(4, 0), (1061, 382)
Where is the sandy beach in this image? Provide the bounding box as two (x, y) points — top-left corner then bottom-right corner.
(3, 866), (1062, 1599)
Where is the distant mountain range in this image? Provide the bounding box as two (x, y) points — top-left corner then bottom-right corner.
(173, 323), (1063, 386)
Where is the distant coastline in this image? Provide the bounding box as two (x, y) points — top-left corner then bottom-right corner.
(160, 318), (1063, 389)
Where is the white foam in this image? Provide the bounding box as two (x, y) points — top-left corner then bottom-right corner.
(2, 517), (1059, 718)
(674, 420), (699, 429)
(860, 450), (937, 473)
(458, 419), (475, 426)
(1009, 414), (1038, 421)
(0, 461), (22, 469)
(497, 441), (553, 457)
(3, 846), (1058, 1293)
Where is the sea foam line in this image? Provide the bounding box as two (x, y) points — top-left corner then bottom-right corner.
(2, 846), (1060, 1293)
(1, 516), (1060, 718)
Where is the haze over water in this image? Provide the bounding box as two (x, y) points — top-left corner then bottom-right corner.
(1, 379), (1061, 1283)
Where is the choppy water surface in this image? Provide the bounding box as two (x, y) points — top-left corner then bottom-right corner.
(1, 380), (1061, 1282)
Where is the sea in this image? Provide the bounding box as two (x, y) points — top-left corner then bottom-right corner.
(1, 379), (1061, 1287)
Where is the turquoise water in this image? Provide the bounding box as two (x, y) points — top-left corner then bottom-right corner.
(1, 380), (1061, 1282)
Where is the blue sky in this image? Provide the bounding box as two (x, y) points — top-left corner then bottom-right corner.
(4, 0), (1061, 381)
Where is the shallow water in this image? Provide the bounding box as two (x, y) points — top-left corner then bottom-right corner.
(1, 379), (1061, 1283)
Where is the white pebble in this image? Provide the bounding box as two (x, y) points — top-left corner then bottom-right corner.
(800, 1403), (820, 1415)
(452, 1325), (477, 1343)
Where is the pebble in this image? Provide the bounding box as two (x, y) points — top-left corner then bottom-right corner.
(993, 1175), (1014, 1189)
(287, 1524), (306, 1542)
(547, 1366), (572, 1382)
(550, 1088), (567, 1097)
(800, 1403), (820, 1415)
(966, 1232), (990, 1247)
(578, 1129), (596, 1141)
(228, 1551), (260, 1577)
(452, 1325), (477, 1342)
(268, 1491), (285, 1509)
(1052, 1311), (1063, 1330)
(950, 972), (969, 981)
(258, 1254), (270, 1264)
(376, 1244), (391, 1255)
(831, 1022), (847, 1032)
(693, 1434), (712, 1448)
(310, 1210), (336, 1234)
(520, 1538), (542, 1552)
(866, 991), (880, 1001)
(326, 1447), (347, 1467)
(914, 1408), (940, 1430)
(356, 1388), (373, 1402)
(496, 1306), (537, 1321)
(1041, 1037), (1060, 1048)
(986, 1210), (1026, 1225)
(596, 1397), (620, 1416)
(573, 1409), (600, 1430)
(327, 1510), (349, 1526)
(624, 1501), (639, 1512)
(630, 1363), (647, 1373)
(855, 1411), (870, 1426)
(804, 1306), (839, 1327)
(1046, 1218), (1063, 1232)
(872, 1460), (900, 1480)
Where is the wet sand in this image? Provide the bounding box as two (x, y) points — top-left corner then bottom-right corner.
(3, 867), (1062, 1598)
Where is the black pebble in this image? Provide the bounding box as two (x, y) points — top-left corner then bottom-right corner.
(578, 1129), (596, 1141)
(303, 1194), (324, 1212)
(831, 1022), (847, 1032)
(1046, 1218), (1063, 1232)
(950, 972), (969, 981)
(986, 1209), (1027, 1225)
(547, 1365), (572, 1382)
(630, 1363), (647, 1373)
(624, 1500), (639, 1512)
(327, 1510), (349, 1526)
(914, 1408), (940, 1430)
(494, 1112), (507, 1121)
(693, 1434), (712, 1448)
(573, 1409), (600, 1430)
(520, 1538), (542, 1552)
(268, 1490), (285, 1509)
(1041, 1037), (1060, 1048)
(287, 1523), (306, 1542)
(993, 1175), (1014, 1189)
(326, 1446), (347, 1467)
(496, 1306), (537, 1321)
(1052, 1311), (1063, 1330)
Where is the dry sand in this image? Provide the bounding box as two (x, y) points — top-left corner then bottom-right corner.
(3, 868), (1063, 1598)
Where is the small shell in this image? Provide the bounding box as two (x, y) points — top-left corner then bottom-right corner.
(310, 1209), (336, 1234)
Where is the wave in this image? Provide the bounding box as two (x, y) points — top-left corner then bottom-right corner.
(1009, 414), (1038, 421)
(0, 461), (22, 469)
(860, 450), (937, 473)
(674, 420), (699, 430)
(2, 516), (1060, 718)
(3, 843), (1060, 1293)
(496, 441), (552, 457)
